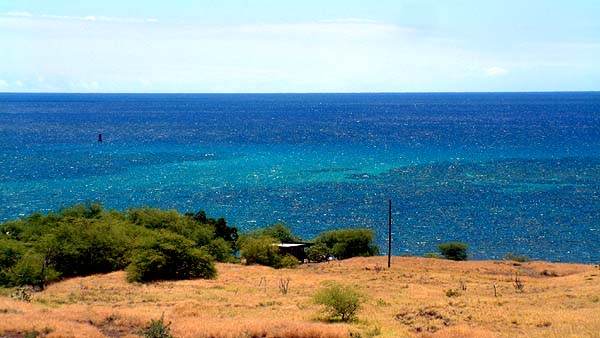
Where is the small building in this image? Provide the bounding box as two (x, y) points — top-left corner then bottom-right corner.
(276, 242), (313, 262)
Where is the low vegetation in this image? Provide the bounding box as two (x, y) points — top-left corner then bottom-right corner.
(0, 205), (379, 288)
(504, 253), (532, 263)
(140, 314), (173, 338)
(437, 241), (468, 261)
(313, 229), (379, 259)
(0, 204), (237, 287)
(313, 282), (363, 322)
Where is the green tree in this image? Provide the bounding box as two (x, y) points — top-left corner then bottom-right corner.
(7, 252), (60, 288)
(126, 230), (216, 282)
(315, 229), (378, 259)
(306, 242), (330, 262)
(0, 238), (28, 286)
(60, 203), (103, 219)
(252, 223), (301, 243)
(35, 217), (132, 277)
(437, 242), (468, 261)
(239, 236), (282, 267)
(213, 217), (239, 245)
(202, 238), (233, 262)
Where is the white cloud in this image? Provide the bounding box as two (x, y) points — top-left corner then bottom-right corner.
(234, 20), (408, 39)
(15, 80), (24, 87)
(318, 18), (379, 24)
(0, 79), (8, 87)
(1, 12), (158, 24)
(485, 66), (508, 77)
(2, 11), (32, 17)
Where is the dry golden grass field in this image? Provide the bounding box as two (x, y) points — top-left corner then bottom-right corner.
(1, 257), (599, 338)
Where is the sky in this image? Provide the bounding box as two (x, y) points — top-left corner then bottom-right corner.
(1, 0), (599, 93)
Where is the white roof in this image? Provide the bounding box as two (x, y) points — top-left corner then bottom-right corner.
(276, 243), (309, 248)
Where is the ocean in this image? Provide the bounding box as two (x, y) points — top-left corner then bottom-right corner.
(1, 92), (599, 262)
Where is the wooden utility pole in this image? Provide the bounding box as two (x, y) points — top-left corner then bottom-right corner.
(388, 199), (392, 268)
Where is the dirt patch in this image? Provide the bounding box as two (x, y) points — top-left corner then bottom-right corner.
(87, 315), (138, 338)
(395, 307), (454, 333)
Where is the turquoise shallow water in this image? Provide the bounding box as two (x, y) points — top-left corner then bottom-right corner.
(1, 93), (599, 262)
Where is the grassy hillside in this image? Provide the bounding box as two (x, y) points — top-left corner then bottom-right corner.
(0, 256), (599, 338)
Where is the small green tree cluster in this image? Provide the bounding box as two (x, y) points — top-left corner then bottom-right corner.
(238, 234), (299, 269)
(306, 242), (330, 262)
(126, 230), (216, 282)
(239, 224), (379, 267)
(0, 204), (237, 287)
(313, 229), (379, 259)
(249, 223), (301, 243)
(239, 236), (282, 266)
(437, 242), (468, 261)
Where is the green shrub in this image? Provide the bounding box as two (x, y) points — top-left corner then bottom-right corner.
(212, 217), (239, 246)
(315, 229), (378, 259)
(60, 203), (103, 219)
(202, 238), (233, 262)
(277, 255), (299, 269)
(35, 217), (132, 277)
(306, 242), (330, 262)
(423, 252), (442, 259)
(504, 253), (531, 263)
(0, 238), (26, 285)
(313, 282), (363, 322)
(251, 223), (301, 243)
(437, 242), (468, 261)
(140, 314), (173, 338)
(239, 236), (282, 267)
(126, 230), (216, 282)
(8, 252), (60, 288)
(127, 208), (181, 230)
(0, 206), (236, 287)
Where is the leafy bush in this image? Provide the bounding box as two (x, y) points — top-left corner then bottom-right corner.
(315, 229), (378, 259)
(277, 255), (299, 269)
(8, 252), (60, 288)
(306, 242), (330, 262)
(0, 205), (232, 287)
(251, 223), (301, 243)
(0, 238), (26, 285)
(504, 253), (531, 262)
(36, 218), (133, 277)
(212, 217), (239, 246)
(239, 236), (282, 267)
(423, 252), (442, 259)
(127, 208), (181, 230)
(202, 238), (233, 262)
(126, 230), (216, 282)
(437, 242), (468, 261)
(60, 203), (103, 219)
(313, 282), (363, 322)
(140, 314), (173, 338)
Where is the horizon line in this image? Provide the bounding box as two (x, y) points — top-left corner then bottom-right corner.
(1, 90), (599, 95)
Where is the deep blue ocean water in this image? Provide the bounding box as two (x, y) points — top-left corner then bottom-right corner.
(1, 92), (599, 263)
